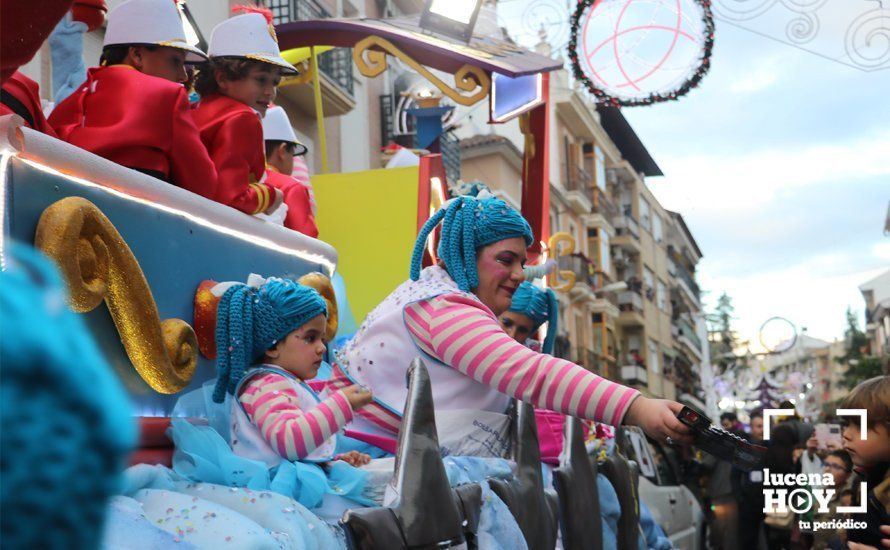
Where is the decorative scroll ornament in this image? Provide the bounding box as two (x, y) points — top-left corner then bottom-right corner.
(352, 35), (491, 107)
(547, 231), (576, 292)
(35, 197), (198, 394)
(297, 272), (339, 342)
(568, 0), (715, 106)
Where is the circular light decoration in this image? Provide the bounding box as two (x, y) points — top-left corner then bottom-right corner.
(759, 316), (797, 354)
(568, 0), (715, 106)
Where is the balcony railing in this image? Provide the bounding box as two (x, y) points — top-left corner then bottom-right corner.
(675, 262), (701, 300)
(676, 317), (702, 351)
(613, 208), (640, 240)
(592, 187), (618, 219)
(557, 253), (596, 287)
(439, 132), (461, 185)
(618, 290), (643, 313)
(268, 0), (354, 96)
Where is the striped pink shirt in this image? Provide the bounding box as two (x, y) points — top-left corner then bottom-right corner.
(404, 293), (640, 427)
(238, 372), (353, 461)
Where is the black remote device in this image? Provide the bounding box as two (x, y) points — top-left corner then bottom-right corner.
(676, 406), (767, 472)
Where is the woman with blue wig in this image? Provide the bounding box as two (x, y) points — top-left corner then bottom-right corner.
(329, 188), (691, 456)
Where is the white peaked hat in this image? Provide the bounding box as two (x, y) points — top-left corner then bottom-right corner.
(207, 12), (298, 74)
(262, 106), (308, 155)
(103, 0), (207, 62)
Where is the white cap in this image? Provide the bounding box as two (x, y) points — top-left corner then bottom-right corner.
(262, 106), (307, 155)
(207, 13), (298, 74)
(103, 0), (207, 62)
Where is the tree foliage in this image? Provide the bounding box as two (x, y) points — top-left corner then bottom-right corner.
(836, 306), (883, 389)
(707, 292), (744, 372)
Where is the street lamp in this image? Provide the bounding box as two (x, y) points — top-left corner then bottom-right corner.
(419, 0), (483, 43)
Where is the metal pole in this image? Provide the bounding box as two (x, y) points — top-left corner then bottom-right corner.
(310, 46), (328, 173)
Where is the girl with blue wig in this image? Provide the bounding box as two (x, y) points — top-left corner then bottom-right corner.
(500, 281), (559, 354)
(171, 276), (379, 512)
(330, 188), (692, 456)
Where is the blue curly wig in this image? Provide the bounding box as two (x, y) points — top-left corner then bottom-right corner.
(508, 281), (559, 354)
(213, 278), (328, 403)
(1, 243), (135, 549)
(409, 194), (534, 292)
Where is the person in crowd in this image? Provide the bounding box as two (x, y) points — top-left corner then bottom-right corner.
(764, 422), (800, 550)
(702, 433), (739, 550)
(842, 375), (890, 549)
(734, 409), (766, 549)
(720, 411), (741, 432)
(261, 105), (319, 236)
(811, 449), (854, 550)
(0, 243), (136, 549)
(328, 188), (692, 458)
(800, 430), (824, 476)
(210, 277), (372, 467)
(47, 0), (217, 199)
(192, 7), (297, 217)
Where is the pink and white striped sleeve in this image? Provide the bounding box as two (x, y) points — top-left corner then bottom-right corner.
(238, 373), (353, 461)
(404, 293), (640, 427)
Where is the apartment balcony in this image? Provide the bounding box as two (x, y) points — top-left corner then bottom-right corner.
(621, 365), (648, 387)
(617, 289), (645, 327)
(674, 262), (701, 305)
(271, 0), (356, 116)
(583, 187), (617, 234)
(563, 164), (594, 216)
(611, 208), (642, 254)
(674, 317), (703, 361)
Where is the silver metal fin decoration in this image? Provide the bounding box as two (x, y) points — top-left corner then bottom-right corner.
(552, 416), (604, 550)
(599, 427), (641, 550)
(489, 400), (559, 550)
(341, 358), (470, 549)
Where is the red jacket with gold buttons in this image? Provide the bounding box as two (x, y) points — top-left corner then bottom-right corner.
(265, 167), (319, 237)
(192, 93), (275, 215)
(48, 65), (217, 199)
(1, 71), (56, 136)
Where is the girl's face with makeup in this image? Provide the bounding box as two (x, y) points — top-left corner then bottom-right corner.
(474, 238), (527, 316)
(264, 314), (327, 380)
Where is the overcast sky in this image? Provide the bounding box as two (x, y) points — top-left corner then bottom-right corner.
(498, 0), (890, 345)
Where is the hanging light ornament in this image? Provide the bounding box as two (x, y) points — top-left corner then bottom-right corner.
(568, 0), (715, 106)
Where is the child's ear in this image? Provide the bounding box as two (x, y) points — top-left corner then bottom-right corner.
(214, 68), (228, 92)
(265, 342), (280, 359)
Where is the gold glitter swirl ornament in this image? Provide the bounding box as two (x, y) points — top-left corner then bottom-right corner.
(298, 272), (338, 342)
(547, 231), (577, 292)
(34, 197), (198, 394)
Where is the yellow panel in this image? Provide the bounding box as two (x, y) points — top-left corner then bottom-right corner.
(313, 167), (419, 325)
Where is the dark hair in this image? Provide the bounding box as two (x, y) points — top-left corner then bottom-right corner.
(749, 408), (764, 420)
(265, 140), (291, 158)
(826, 450), (853, 473)
(720, 412), (738, 422)
(99, 44), (158, 66)
(840, 375), (890, 430)
(194, 57), (273, 96)
(765, 423), (798, 474)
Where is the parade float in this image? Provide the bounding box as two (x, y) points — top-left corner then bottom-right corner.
(0, 8), (663, 549)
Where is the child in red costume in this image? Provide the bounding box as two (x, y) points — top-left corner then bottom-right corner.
(1, 72), (56, 136)
(261, 105), (319, 237)
(47, 0), (216, 200)
(191, 8), (298, 217)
